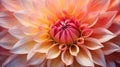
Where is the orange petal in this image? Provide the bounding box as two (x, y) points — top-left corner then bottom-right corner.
(76, 46), (94, 66)
(84, 37), (103, 50)
(91, 49), (106, 67)
(81, 12), (99, 27)
(61, 49), (73, 66)
(91, 28), (116, 43)
(47, 44), (61, 59)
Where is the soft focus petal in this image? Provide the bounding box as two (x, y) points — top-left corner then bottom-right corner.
(91, 49), (106, 67)
(91, 28), (116, 42)
(2, 55), (27, 67)
(107, 61), (116, 67)
(102, 42), (120, 55)
(84, 37), (103, 50)
(88, 0), (110, 13)
(76, 46), (94, 66)
(61, 49), (73, 66)
(1, 0), (22, 12)
(0, 34), (17, 49)
(109, 22), (120, 35)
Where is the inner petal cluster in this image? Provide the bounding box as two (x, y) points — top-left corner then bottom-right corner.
(50, 18), (80, 44)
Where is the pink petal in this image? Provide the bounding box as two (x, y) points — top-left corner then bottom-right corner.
(110, 35), (120, 47)
(92, 11), (117, 28)
(47, 56), (64, 67)
(91, 28), (116, 43)
(102, 42), (120, 55)
(70, 60), (82, 67)
(2, 55), (27, 67)
(1, 0), (22, 12)
(11, 37), (35, 54)
(109, 22), (120, 35)
(91, 49), (106, 67)
(84, 38), (103, 50)
(107, 61), (116, 67)
(88, 0), (110, 13)
(47, 44), (61, 59)
(61, 49), (73, 66)
(81, 12), (99, 27)
(76, 46), (94, 66)
(69, 45), (79, 56)
(0, 34), (17, 49)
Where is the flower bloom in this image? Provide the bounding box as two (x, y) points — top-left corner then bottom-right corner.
(0, 0), (120, 67)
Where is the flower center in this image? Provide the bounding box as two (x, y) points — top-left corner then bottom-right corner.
(49, 18), (80, 44)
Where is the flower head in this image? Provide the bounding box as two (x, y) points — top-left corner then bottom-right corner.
(0, 0), (120, 67)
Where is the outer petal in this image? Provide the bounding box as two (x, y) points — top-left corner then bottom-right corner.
(90, 49), (106, 67)
(76, 46), (94, 66)
(11, 37), (35, 54)
(92, 11), (117, 28)
(84, 37), (103, 50)
(0, 34), (17, 49)
(107, 61), (116, 67)
(2, 55), (27, 67)
(47, 56), (64, 67)
(102, 42), (120, 55)
(8, 25), (26, 39)
(61, 49), (73, 66)
(28, 52), (46, 65)
(88, 0), (110, 13)
(1, 0), (22, 12)
(47, 44), (61, 59)
(91, 28), (116, 43)
(109, 22), (120, 35)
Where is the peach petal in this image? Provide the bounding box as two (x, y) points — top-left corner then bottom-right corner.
(91, 49), (106, 67)
(28, 52), (46, 65)
(69, 45), (79, 56)
(36, 40), (52, 53)
(84, 38), (103, 50)
(88, 0), (110, 12)
(76, 46), (94, 66)
(92, 11), (117, 28)
(91, 28), (116, 43)
(1, 0), (22, 12)
(109, 22), (120, 35)
(8, 25), (26, 39)
(0, 34), (17, 49)
(102, 42), (120, 55)
(47, 56), (64, 67)
(0, 29), (8, 39)
(81, 12), (99, 27)
(14, 10), (37, 28)
(61, 49), (73, 66)
(2, 55), (27, 67)
(110, 35), (120, 47)
(70, 60), (82, 67)
(22, 26), (39, 36)
(47, 44), (61, 59)
(11, 37), (35, 54)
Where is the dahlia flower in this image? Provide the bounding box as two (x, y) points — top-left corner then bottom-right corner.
(0, 0), (120, 67)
